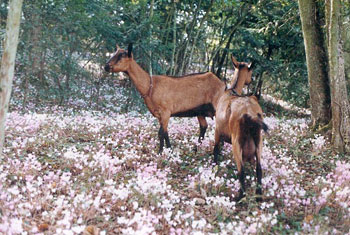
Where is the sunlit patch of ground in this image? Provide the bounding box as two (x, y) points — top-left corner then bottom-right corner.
(1, 104), (349, 234)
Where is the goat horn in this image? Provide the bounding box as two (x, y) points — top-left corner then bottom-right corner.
(128, 43), (133, 58)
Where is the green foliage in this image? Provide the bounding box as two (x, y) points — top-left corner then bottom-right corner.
(233, 0), (309, 107)
(1, 0), (310, 110)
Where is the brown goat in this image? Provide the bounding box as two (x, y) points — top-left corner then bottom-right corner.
(214, 56), (268, 201)
(104, 43), (225, 153)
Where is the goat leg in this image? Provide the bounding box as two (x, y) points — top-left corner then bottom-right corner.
(197, 116), (208, 143)
(213, 144), (220, 164)
(255, 138), (263, 202)
(235, 167), (246, 201)
(158, 113), (171, 151)
(256, 161), (263, 202)
(198, 126), (207, 143)
(164, 131), (171, 148)
(158, 126), (165, 153)
(213, 130), (222, 164)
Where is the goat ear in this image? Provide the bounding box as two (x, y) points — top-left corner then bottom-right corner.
(231, 55), (239, 69)
(128, 43), (133, 58)
(248, 61), (255, 70)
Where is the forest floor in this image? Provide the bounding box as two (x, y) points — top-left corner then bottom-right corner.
(1, 95), (350, 234)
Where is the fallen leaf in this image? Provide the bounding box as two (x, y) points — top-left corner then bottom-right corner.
(194, 198), (206, 205)
(38, 223), (49, 232)
(304, 214), (313, 224)
(83, 225), (100, 235)
(200, 187), (207, 198)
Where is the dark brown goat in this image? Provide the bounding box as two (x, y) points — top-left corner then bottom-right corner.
(214, 56), (268, 201)
(104, 44), (225, 153)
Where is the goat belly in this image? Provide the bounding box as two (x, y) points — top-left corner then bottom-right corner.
(171, 103), (215, 117)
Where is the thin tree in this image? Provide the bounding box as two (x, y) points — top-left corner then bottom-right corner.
(327, 0), (350, 152)
(299, 0), (350, 152)
(178, 0), (202, 75)
(149, 0), (155, 77)
(187, 0), (214, 73)
(0, 0), (23, 154)
(298, 0), (331, 128)
(170, 0), (177, 75)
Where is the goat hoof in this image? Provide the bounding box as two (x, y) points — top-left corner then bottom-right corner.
(255, 187), (263, 202)
(234, 196), (244, 202)
(234, 193), (246, 202)
(213, 157), (219, 164)
(255, 194), (263, 202)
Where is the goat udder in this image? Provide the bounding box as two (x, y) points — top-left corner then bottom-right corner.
(242, 138), (256, 162)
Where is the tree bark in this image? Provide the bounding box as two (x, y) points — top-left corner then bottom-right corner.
(342, 7), (350, 87)
(186, 0), (214, 73)
(298, 0), (331, 127)
(170, 0), (177, 75)
(0, 0), (23, 154)
(178, 0), (202, 75)
(215, 5), (248, 79)
(327, 0), (350, 152)
(215, 26), (235, 79)
(149, 0), (154, 77)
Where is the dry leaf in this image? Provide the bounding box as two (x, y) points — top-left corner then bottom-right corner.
(83, 225), (100, 235)
(194, 198), (206, 205)
(38, 223), (49, 232)
(200, 187), (207, 198)
(304, 214), (313, 224)
(188, 189), (201, 198)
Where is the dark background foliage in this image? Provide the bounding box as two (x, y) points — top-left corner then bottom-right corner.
(0, 0), (349, 112)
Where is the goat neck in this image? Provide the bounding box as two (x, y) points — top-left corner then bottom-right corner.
(232, 75), (246, 95)
(126, 60), (152, 98)
(231, 72), (245, 95)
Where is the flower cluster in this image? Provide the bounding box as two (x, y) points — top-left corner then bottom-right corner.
(1, 105), (347, 234)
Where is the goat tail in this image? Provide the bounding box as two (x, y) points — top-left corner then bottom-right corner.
(262, 121), (269, 133)
(240, 114), (269, 138)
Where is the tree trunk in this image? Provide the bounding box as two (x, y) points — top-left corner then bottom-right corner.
(215, 3), (249, 78)
(327, 0), (350, 152)
(170, 0), (177, 75)
(149, 0), (154, 77)
(215, 27), (235, 79)
(186, 0), (214, 73)
(211, 7), (248, 77)
(0, 0), (23, 154)
(342, 9), (350, 87)
(178, 0), (201, 75)
(298, 0), (331, 128)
